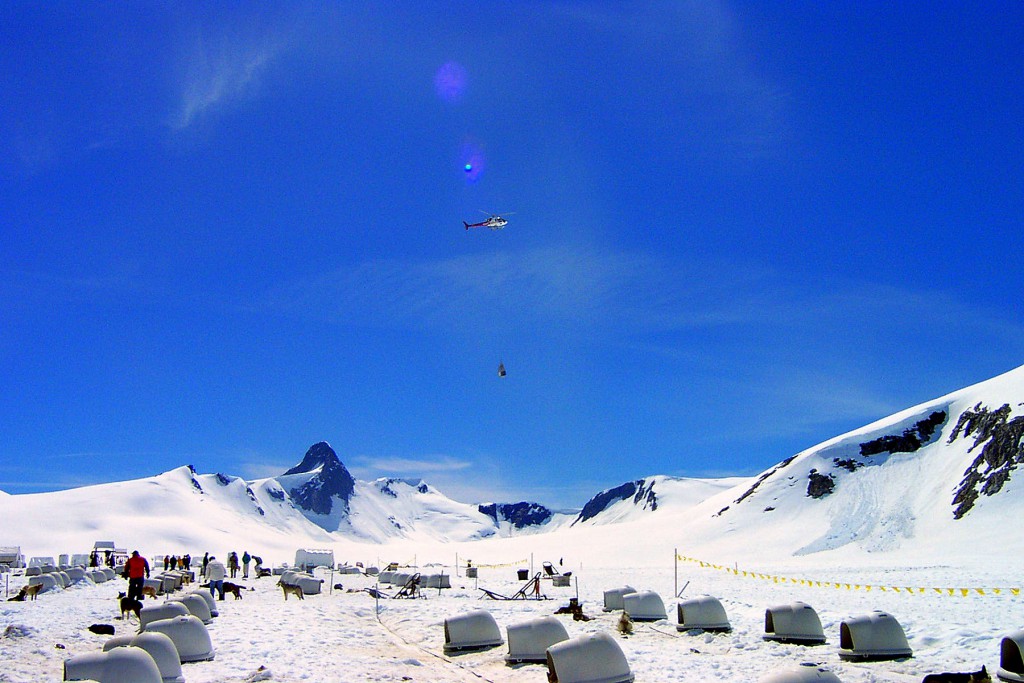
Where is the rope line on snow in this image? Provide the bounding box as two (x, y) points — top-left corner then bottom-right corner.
(375, 611), (498, 683)
(677, 553), (1021, 597)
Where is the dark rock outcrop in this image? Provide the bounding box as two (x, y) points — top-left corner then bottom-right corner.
(573, 479), (657, 525)
(859, 411), (946, 457)
(478, 502), (553, 529)
(806, 470), (835, 499)
(949, 403), (1024, 519)
(281, 442), (356, 516)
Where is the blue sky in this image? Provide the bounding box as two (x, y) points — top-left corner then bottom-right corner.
(3, 2), (1023, 508)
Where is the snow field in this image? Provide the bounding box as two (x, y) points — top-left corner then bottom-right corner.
(1, 559), (1018, 682)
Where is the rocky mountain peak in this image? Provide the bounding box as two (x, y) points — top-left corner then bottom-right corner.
(281, 442), (356, 516)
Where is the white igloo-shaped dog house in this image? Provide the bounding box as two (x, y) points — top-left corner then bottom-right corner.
(64, 646), (162, 683)
(838, 611), (912, 661)
(999, 629), (1024, 682)
(191, 589), (219, 617)
(378, 570), (395, 584)
(423, 573), (451, 589)
(66, 567), (88, 582)
(28, 573), (61, 593)
(171, 593), (213, 623)
(676, 595), (731, 632)
(443, 609), (504, 654)
(143, 577), (164, 595)
(602, 585), (637, 612)
(764, 602), (826, 645)
(89, 569), (108, 584)
(104, 632), (185, 683)
(143, 615), (215, 662)
(545, 631), (634, 683)
(758, 664), (842, 683)
(296, 574), (323, 595)
(622, 590), (667, 621)
(139, 601), (190, 629)
(505, 616), (570, 664)
(157, 574), (178, 593)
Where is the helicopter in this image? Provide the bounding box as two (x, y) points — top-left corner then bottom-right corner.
(464, 211), (512, 230)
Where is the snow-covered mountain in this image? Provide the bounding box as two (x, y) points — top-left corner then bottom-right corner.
(1, 364), (1023, 565)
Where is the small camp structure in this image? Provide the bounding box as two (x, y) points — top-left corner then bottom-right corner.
(758, 664), (842, 683)
(545, 631), (634, 683)
(999, 629), (1024, 682)
(622, 590), (667, 621)
(838, 611), (912, 661)
(28, 573), (62, 594)
(64, 646), (162, 683)
(140, 602), (190, 630)
(505, 616), (569, 664)
(763, 602), (826, 645)
(423, 573), (451, 589)
(104, 631), (185, 683)
(294, 548), (334, 571)
(170, 594), (213, 624)
(602, 585), (637, 612)
(443, 610), (504, 654)
(676, 595), (731, 633)
(143, 615), (215, 663)
(0, 546), (23, 568)
(191, 589), (219, 618)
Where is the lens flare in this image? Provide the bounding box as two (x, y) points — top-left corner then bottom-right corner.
(434, 61), (468, 103)
(459, 140), (485, 183)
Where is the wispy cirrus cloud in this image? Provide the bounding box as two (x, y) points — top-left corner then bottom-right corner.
(170, 27), (286, 130)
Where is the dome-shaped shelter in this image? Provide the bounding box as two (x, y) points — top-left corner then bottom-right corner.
(296, 574), (323, 595)
(999, 629), (1024, 682)
(622, 590), (667, 622)
(104, 632), (184, 683)
(423, 573), (451, 589)
(143, 615), (215, 662)
(443, 610), (504, 654)
(190, 589), (219, 618)
(139, 602), (189, 630)
(171, 593), (213, 624)
(89, 569), (108, 584)
(602, 585), (637, 612)
(28, 573), (61, 594)
(545, 631), (634, 683)
(157, 574), (178, 593)
(143, 577), (163, 595)
(675, 595), (731, 633)
(64, 646), (162, 683)
(763, 602), (826, 645)
(66, 567), (88, 582)
(505, 616), (569, 664)
(758, 664), (842, 683)
(838, 611), (912, 661)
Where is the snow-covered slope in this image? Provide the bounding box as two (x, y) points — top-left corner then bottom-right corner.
(2, 364), (1023, 567)
(669, 362), (1024, 563)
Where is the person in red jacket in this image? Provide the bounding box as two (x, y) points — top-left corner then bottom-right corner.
(125, 550), (150, 602)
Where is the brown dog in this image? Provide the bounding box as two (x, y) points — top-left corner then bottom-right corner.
(141, 585), (158, 599)
(223, 581), (243, 600)
(7, 583), (44, 601)
(278, 581), (304, 601)
(117, 592), (143, 622)
(922, 666), (991, 683)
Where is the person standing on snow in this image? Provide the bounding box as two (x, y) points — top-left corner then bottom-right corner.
(242, 551), (251, 579)
(125, 550), (150, 602)
(205, 555), (227, 601)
